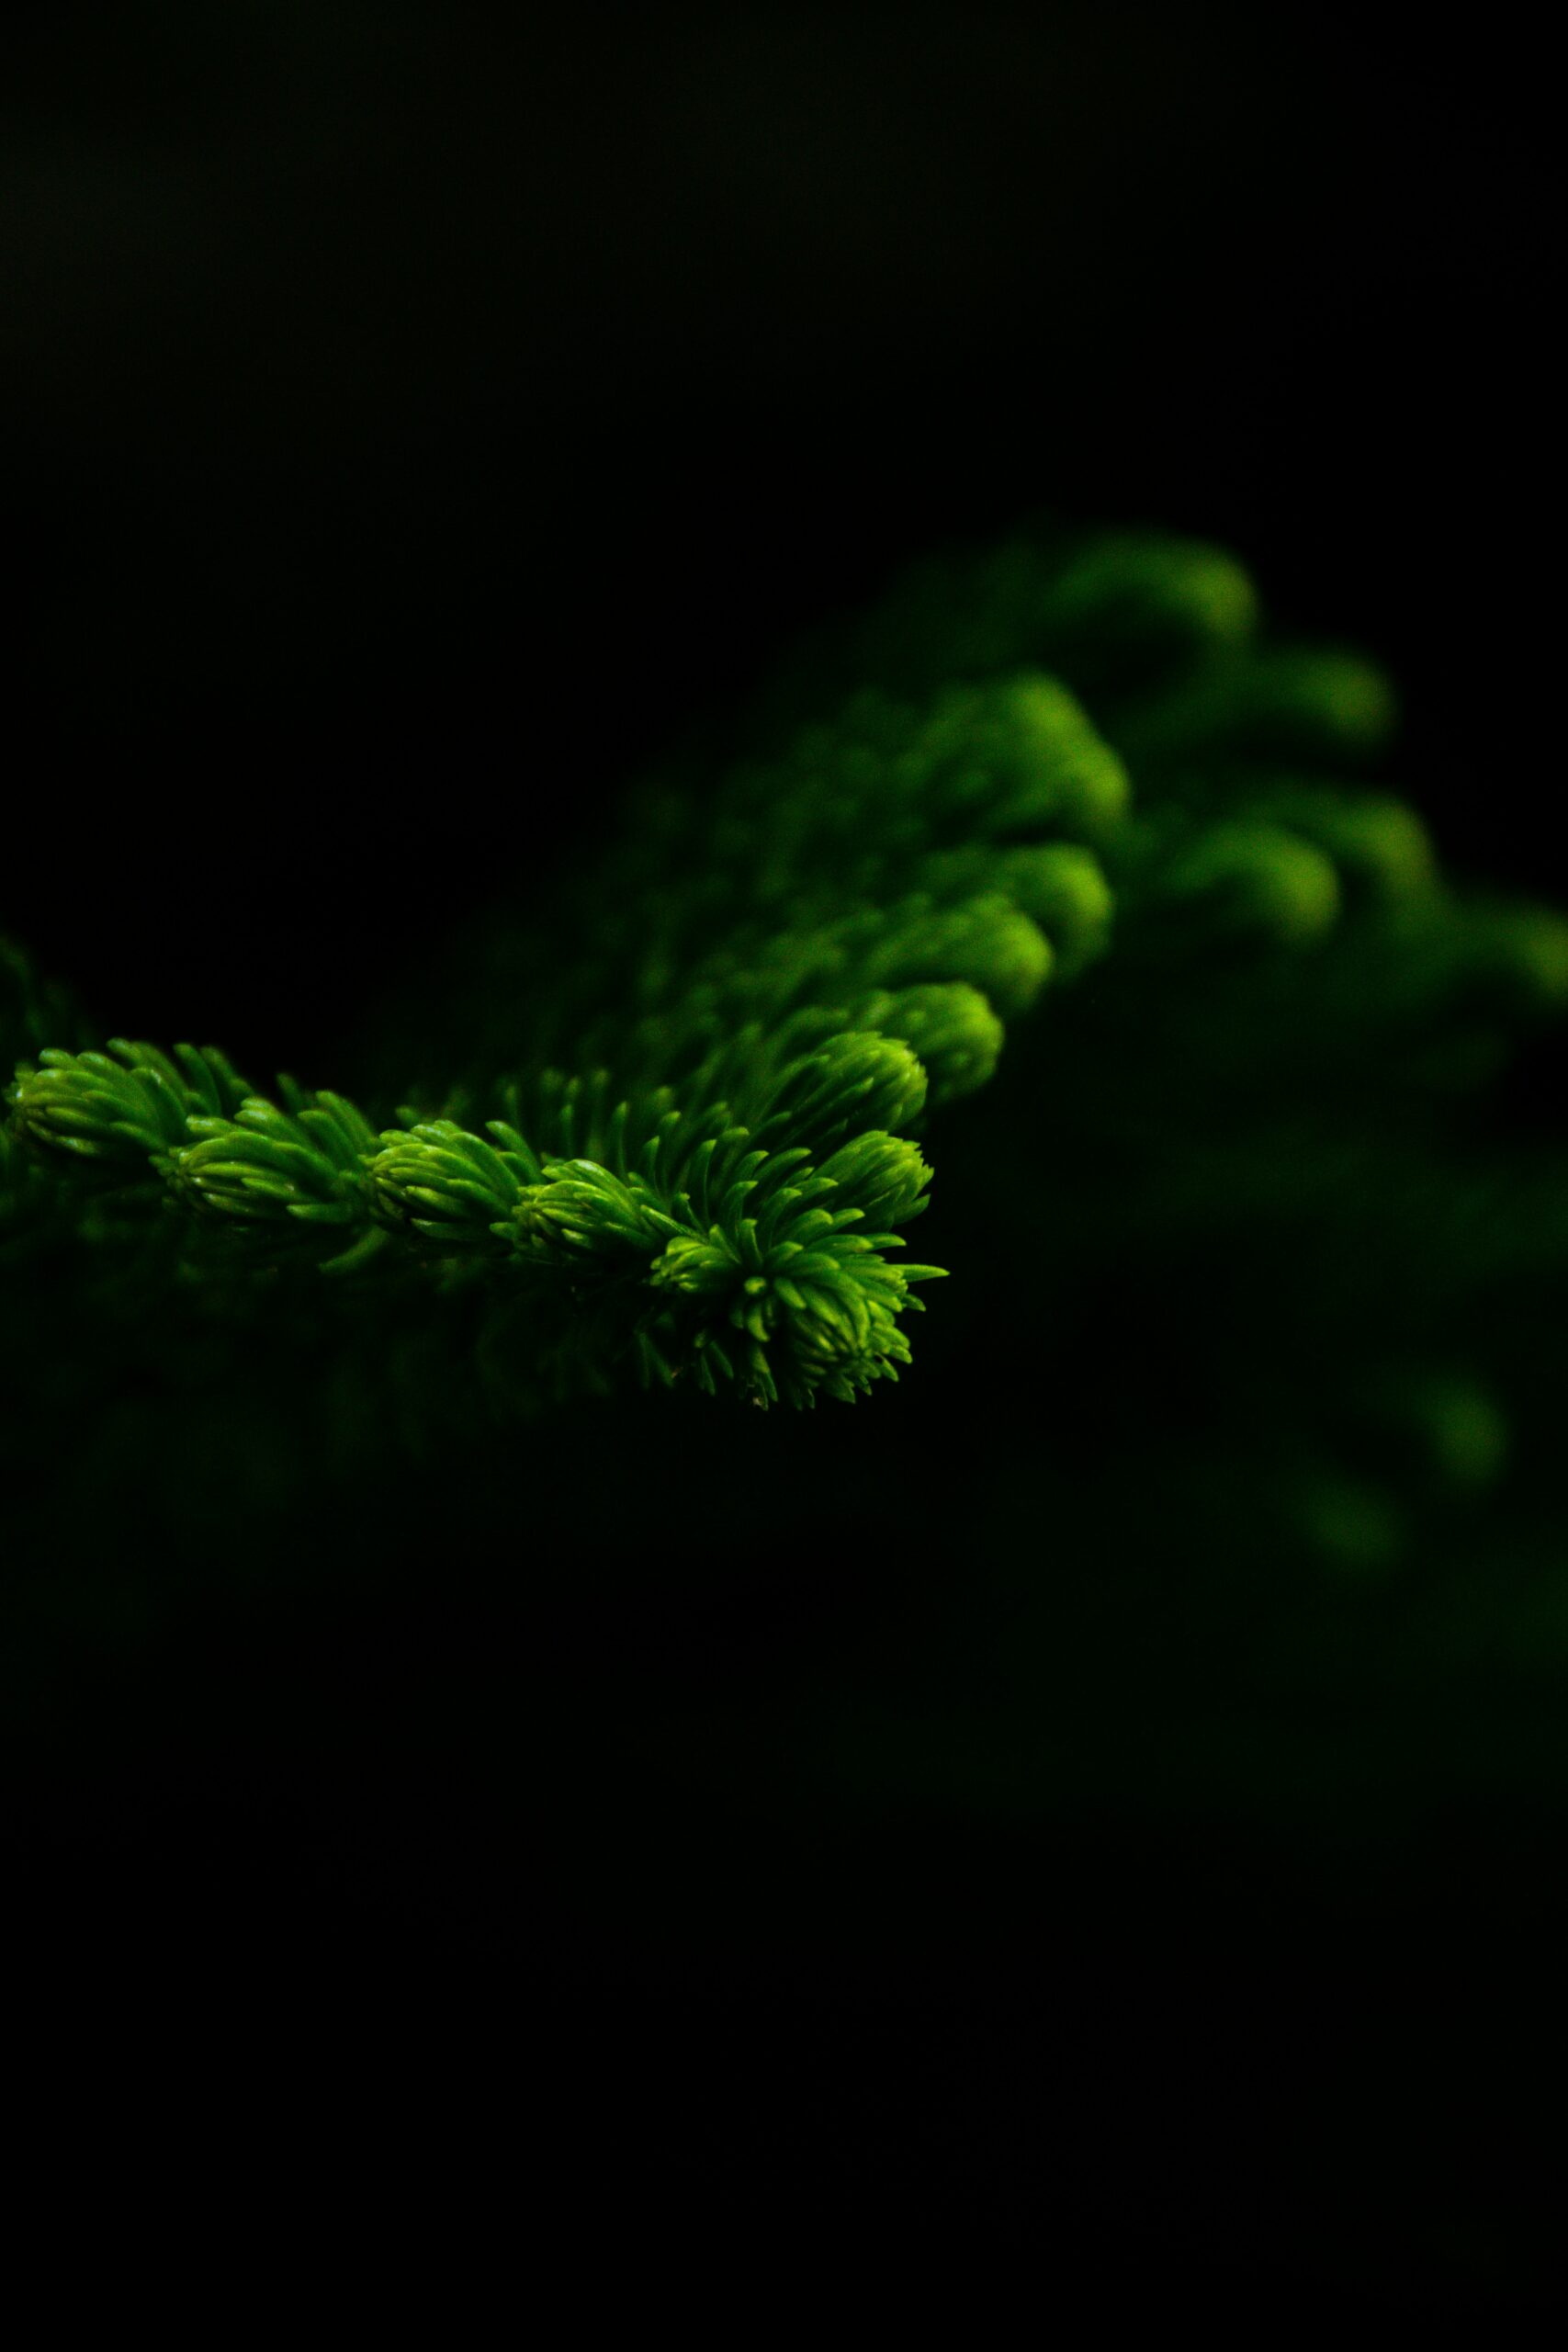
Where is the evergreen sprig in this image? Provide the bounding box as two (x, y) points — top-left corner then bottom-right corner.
(6, 520), (1567, 1430)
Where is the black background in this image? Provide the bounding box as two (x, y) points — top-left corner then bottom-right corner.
(3, 2), (1558, 1066)
(2, 2), (1560, 2315)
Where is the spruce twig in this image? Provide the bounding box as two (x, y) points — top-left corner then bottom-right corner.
(6, 523), (1566, 1433)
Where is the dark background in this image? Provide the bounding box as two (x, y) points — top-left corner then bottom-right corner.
(2, 1), (1559, 2314)
(2, 1), (1557, 1068)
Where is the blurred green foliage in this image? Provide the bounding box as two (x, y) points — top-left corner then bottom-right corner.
(6, 519), (1568, 1859)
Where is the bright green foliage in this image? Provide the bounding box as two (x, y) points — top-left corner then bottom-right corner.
(11, 1039), (254, 1174)
(6, 517), (1567, 1437)
(12, 514), (1568, 2324)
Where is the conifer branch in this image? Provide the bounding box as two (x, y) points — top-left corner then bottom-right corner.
(6, 523), (1568, 1425)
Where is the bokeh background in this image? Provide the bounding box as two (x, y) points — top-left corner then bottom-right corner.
(2, 1), (1559, 2313)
